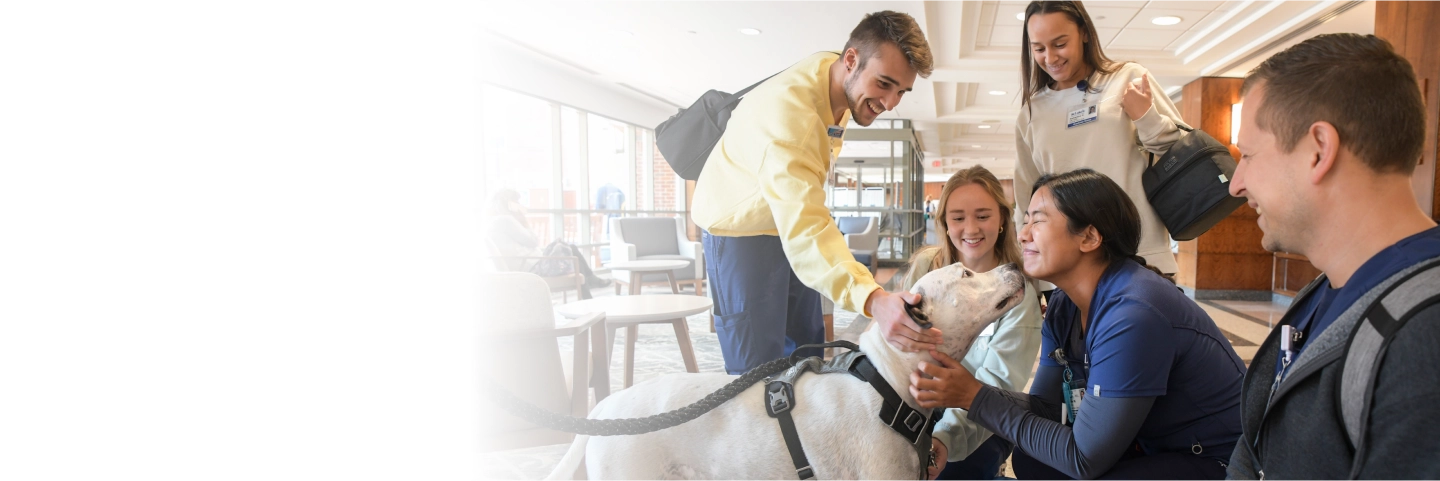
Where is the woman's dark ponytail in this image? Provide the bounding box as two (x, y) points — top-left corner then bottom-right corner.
(1034, 169), (1172, 283)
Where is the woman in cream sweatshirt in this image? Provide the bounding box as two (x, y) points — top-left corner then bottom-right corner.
(1013, 1), (1188, 283)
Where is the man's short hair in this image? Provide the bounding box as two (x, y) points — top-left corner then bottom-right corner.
(1242, 33), (1425, 174)
(843, 11), (934, 78)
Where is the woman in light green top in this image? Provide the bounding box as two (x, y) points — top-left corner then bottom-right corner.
(904, 166), (1044, 479)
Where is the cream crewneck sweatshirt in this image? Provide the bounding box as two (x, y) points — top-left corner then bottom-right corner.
(1013, 62), (1187, 274)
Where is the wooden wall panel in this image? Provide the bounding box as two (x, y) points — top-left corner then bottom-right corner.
(1175, 239), (1197, 287)
(1176, 77), (1272, 291)
(924, 182), (944, 201)
(1377, 1), (1440, 220)
(1274, 253), (1323, 296)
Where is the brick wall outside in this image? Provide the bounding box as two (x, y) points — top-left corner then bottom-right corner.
(651, 136), (677, 212)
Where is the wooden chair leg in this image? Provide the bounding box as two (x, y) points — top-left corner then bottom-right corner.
(624, 325), (638, 388)
(590, 324), (610, 402)
(696, 280), (715, 333)
(672, 319), (699, 373)
(570, 329), (589, 416)
(823, 313), (834, 358)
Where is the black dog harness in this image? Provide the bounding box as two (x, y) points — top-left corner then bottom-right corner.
(763, 341), (939, 479)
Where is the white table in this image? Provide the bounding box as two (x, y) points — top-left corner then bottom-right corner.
(556, 294), (713, 388)
(606, 259), (690, 295)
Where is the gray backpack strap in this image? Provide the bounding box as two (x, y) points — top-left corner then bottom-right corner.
(1341, 257), (1440, 478)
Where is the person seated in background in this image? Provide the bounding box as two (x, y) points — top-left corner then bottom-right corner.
(898, 166), (1043, 480)
(484, 189), (608, 296)
(910, 169), (1244, 480)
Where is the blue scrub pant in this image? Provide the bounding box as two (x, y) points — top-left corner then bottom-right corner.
(1011, 446), (1226, 479)
(702, 231), (825, 375)
(937, 435), (1013, 479)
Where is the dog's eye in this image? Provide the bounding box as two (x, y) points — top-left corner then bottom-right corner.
(962, 270), (973, 278)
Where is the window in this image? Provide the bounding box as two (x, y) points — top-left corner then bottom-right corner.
(481, 85), (687, 250)
(482, 85), (553, 210)
(588, 113), (631, 214)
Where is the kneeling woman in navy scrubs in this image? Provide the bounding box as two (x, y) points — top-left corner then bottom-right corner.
(909, 169), (1245, 479)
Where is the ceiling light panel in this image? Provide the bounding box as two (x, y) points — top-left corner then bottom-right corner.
(1175, 1), (1254, 56)
(1183, 1), (1284, 64)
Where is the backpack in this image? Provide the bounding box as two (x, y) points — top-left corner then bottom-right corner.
(530, 240), (578, 278)
(1338, 257), (1440, 478)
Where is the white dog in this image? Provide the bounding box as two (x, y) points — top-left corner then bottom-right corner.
(548, 262), (1026, 480)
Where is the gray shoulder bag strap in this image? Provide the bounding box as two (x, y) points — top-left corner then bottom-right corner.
(655, 52), (840, 181)
(1341, 256), (1440, 478)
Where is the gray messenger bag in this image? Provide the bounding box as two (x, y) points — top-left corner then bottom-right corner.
(655, 73), (775, 181)
(1141, 125), (1247, 241)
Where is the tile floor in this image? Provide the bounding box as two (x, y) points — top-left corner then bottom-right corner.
(480, 268), (1292, 480)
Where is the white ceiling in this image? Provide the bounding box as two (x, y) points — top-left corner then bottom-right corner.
(480, 1), (1374, 181)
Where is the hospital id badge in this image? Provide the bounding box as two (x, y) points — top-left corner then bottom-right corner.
(1061, 375), (1086, 426)
(1066, 102), (1098, 129)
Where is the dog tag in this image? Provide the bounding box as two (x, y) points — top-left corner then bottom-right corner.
(1066, 102), (1099, 129)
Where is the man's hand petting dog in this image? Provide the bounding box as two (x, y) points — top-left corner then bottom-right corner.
(867, 289), (942, 352)
(909, 350), (983, 410)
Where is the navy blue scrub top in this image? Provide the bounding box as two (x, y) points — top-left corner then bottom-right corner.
(1039, 259), (1246, 457)
(1277, 226), (1440, 375)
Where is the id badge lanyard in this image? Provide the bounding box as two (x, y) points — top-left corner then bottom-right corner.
(1051, 348), (1089, 426)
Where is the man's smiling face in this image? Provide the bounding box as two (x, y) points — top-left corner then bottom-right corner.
(842, 41), (917, 126)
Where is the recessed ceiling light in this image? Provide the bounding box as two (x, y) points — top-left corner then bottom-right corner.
(972, 145), (983, 148)
(988, 90), (1007, 96)
(739, 28), (762, 35)
(978, 125), (992, 129)
(1016, 12), (1025, 21)
(1151, 16), (1183, 26)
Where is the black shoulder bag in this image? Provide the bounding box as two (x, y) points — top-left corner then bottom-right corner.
(1141, 125), (1247, 241)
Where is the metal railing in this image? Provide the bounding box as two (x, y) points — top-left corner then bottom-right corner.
(512, 206), (927, 270)
(832, 207), (926, 266)
(521, 209), (691, 269)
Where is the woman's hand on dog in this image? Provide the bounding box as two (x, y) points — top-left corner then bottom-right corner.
(910, 350), (982, 410)
(927, 439), (948, 479)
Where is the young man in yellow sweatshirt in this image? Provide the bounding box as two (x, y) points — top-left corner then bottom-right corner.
(690, 11), (936, 374)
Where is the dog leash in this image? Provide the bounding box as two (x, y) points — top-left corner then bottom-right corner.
(486, 341), (862, 437)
